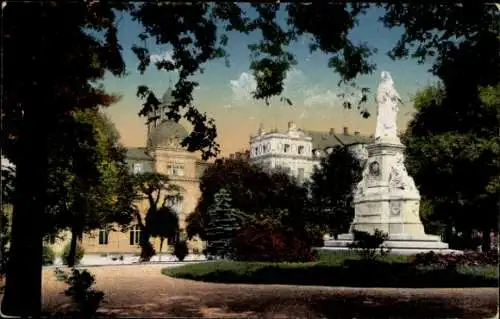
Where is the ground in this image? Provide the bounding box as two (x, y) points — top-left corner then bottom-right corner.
(37, 264), (499, 318)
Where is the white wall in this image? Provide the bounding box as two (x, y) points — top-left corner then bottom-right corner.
(249, 125), (318, 182)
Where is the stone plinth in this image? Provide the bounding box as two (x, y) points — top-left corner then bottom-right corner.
(322, 140), (454, 255)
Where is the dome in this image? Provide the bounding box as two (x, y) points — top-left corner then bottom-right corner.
(148, 120), (189, 149)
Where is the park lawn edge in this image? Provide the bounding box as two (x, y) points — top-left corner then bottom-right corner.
(162, 258), (499, 288)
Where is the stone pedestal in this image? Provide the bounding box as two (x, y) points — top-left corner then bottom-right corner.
(322, 139), (454, 255)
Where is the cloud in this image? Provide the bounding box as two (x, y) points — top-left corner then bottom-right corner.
(303, 88), (342, 108)
(150, 50), (174, 64)
(228, 68), (360, 115)
(229, 72), (257, 103)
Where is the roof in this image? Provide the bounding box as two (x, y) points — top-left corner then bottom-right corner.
(305, 130), (373, 151)
(126, 147), (152, 161)
(148, 120), (190, 149)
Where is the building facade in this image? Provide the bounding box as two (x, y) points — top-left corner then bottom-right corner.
(249, 122), (319, 183)
(249, 122), (373, 182)
(49, 87), (211, 255)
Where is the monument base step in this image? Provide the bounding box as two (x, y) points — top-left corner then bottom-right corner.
(322, 234), (461, 256)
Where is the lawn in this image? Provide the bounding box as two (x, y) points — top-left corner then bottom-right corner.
(163, 250), (499, 288)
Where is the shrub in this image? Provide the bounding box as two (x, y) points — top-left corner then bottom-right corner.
(62, 243), (85, 266)
(174, 240), (189, 261)
(232, 222), (316, 262)
(410, 250), (499, 268)
(54, 268), (104, 316)
(348, 229), (390, 260)
(42, 245), (55, 266)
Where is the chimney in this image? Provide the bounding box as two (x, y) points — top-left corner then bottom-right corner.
(354, 131), (360, 136)
(288, 121), (296, 131)
(329, 128), (335, 135)
(258, 123), (265, 135)
(343, 126), (349, 135)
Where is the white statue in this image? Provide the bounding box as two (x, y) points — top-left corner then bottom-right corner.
(375, 71), (402, 143)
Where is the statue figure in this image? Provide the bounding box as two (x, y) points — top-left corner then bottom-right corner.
(375, 71), (402, 143)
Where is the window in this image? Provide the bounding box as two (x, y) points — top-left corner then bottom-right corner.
(98, 229), (109, 245)
(167, 164), (184, 176)
(129, 225), (141, 246)
(133, 163), (143, 174)
(298, 145), (304, 155)
(254, 147), (258, 155)
(284, 144), (290, 153)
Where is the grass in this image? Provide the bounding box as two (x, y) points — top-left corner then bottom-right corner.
(163, 250), (498, 288)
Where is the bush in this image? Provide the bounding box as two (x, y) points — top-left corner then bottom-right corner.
(410, 250), (499, 268)
(62, 243), (85, 266)
(42, 245), (55, 266)
(348, 229), (390, 260)
(54, 268), (104, 316)
(232, 222), (316, 262)
(174, 240), (189, 261)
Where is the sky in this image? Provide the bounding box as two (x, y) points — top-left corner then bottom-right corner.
(102, 4), (438, 157)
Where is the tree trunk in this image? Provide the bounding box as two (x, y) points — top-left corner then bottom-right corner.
(135, 210), (154, 261)
(481, 228), (491, 253)
(66, 228), (79, 267)
(1, 112), (47, 316)
(159, 237), (164, 262)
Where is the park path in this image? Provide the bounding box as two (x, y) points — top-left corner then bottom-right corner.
(41, 265), (498, 318)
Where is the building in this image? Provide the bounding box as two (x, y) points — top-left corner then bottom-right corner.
(249, 121), (318, 183)
(305, 126), (373, 163)
(249, 122), (373, 182)
(50, 87), (211, 255)
(227, 150), (250, 161)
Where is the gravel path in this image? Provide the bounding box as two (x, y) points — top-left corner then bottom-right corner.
(37, 265), (499, 318)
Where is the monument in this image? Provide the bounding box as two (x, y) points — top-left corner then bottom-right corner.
(323, 71), (452, 255)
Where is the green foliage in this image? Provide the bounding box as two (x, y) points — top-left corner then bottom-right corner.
(348, 230), (390, 260)
(189, 159), (320, 247)
(42, 246), (55, 266)
(404, 84), (500, 251)
(62, 243), (85, 266)
(174, 240), (189, 262)
(133, 3), (375, 160)
(308, 145), (363, 237)
(163, 250), (498, 288)
(205, 188), (242, 259)
(54, 268), (105, 317)
(146, 206), (179, 254)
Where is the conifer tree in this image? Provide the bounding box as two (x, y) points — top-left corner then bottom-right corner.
(205, 188), (242, 259)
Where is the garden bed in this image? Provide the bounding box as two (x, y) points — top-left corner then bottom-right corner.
(163, 251), (498, 288)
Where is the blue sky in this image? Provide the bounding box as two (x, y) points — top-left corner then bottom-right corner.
(103, 4), (438, 156)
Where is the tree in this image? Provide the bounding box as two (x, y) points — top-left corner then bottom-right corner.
(404, 84), (500, 251)
(132, 172), (182, 261)
(188, 159), (321, 247)
(382, 3), (499, 252)
(308, 145), (363, 239)
(205, 188), (242, 259)
(52, 108), (136, 267)
(2, 2), (130, 315)
(146, 206), (179, 261)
